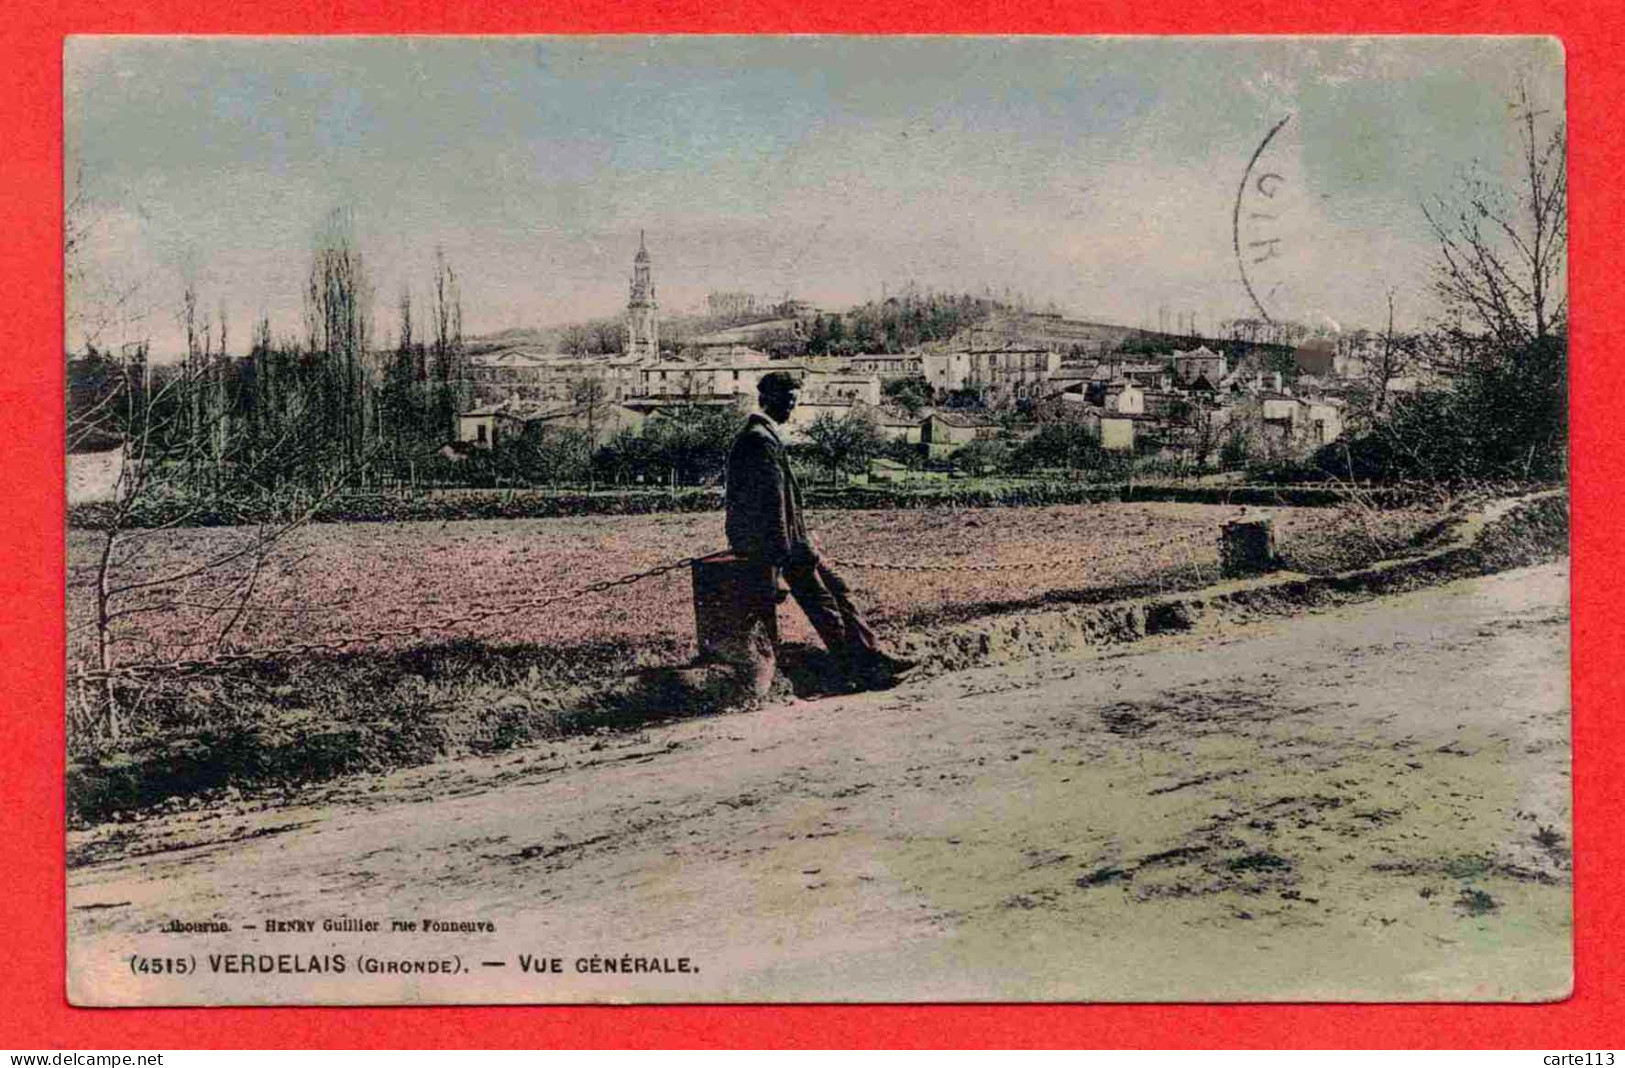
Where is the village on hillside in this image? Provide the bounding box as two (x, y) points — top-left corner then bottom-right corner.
(68, 233), (1419, 500)
(441, 234), (1426, 488)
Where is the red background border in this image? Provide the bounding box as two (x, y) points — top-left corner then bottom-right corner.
(3, 2), (1619, 1050)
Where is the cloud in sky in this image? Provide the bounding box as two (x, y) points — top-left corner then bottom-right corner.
(65, 35), (1563, 355)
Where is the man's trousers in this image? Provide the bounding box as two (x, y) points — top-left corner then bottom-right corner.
(781, 557), (884, 673)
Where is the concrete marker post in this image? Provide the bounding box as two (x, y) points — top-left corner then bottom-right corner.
(691, 553), (779, 700)
(1220, 516), (1278, 578)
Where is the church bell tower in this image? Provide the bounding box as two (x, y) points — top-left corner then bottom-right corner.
(626, 231), (659, 360)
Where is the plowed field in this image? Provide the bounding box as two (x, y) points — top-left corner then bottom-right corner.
(67, 500), (1453, 682)
(68, 503), (1381, 677)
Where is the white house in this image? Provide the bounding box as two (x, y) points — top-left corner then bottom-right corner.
(844, 353), (925, 380)
(805, 373), (882, 406)
(1171, 345), (1228, 386)
(921, 351), (973, 393)
(1304, 397), (1347, 447)
(1080, 407), (1137, 452)
(874, 409), (926, 444)
(457, 402), (526, 449)
(1102, 381), (1145, 415)
(920, 410), (998, 458)
(67, 442), (128, 504)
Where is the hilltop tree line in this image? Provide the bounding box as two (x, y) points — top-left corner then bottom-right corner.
(803, 292), (1007, 357)
(518, 288), (1012, 363)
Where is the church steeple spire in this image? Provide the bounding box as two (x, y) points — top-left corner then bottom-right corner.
(627, 232), (658, 359)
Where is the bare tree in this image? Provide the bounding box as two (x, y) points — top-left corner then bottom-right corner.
(1408, 79), (1568, 481)
(380, 282), (428, 468)
(804, 408), (884, 485)
(305, 208), (374, 475)
(429, 246), (467, 443)
(1364, 288), (1417, 416)
(1422, 80), (1567, 356)
(71, 253), (389, 740)
(569, 376), (607, 438)
(1182, 395), (1225, 470)
(65, 170), (151, 354)
(70, 339), (351, 740)
(561, 323), (592, 357)
(569, 377), (609, 490)
(590, 317), (624, 355)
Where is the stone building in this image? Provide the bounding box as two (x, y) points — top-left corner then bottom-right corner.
(638, 354), (773, 400)
(467, 350), (645, 406)
(921, 351), (973, 394)
(845, 353), (925, 380)
(1171, 345), (1228, 386)
(457, 401), (528, 449)
(921, 410), (998, 458)
(968, 348), (1062, 403)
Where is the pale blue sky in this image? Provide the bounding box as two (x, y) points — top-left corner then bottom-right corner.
(65, 35), (1564, 355)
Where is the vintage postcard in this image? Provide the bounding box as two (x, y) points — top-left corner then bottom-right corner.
(64, 35), (1570, 1004)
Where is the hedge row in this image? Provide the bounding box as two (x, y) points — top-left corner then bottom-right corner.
(67, 480), (1438, 530)
(806, 482), (1420, 511)
(67, 489), (727, 529)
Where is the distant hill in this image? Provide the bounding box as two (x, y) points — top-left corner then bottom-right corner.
(469, 303), (1288, 366)
(468, 327), (553, 355)
(914, 311), (1143, 355)
(471, 307), (809, 359)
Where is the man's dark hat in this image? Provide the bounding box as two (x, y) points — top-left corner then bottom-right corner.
(757, 370), (801, 398)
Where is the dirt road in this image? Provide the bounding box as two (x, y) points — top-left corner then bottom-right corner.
(68, 562), (1572, 1004)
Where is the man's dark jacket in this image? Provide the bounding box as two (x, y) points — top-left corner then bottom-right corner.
(725, 413), (809, 567)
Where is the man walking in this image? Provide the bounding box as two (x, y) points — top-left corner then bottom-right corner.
(725, 371), (917, 691)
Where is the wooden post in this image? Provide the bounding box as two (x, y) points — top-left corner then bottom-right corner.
(1220, 516), (1277, 578)
(691, 553), (779, 699)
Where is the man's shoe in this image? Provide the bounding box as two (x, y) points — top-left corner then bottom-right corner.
(852, 654), (920, 692)
(869, 653), (919, 677)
